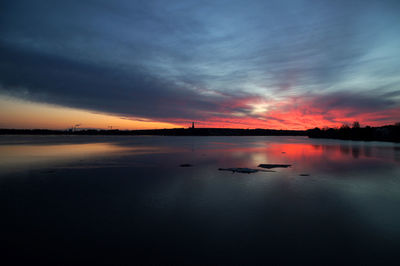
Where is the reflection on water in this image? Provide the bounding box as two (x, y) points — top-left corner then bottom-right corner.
(209, 142), (399, 177)
(1, 135), (398, 169)
(1, 143), (123, 166)
(1, 136), (400, 265)
(0, 142), (170, 173)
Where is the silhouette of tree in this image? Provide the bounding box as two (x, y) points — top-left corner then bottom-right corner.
(340, 124), (350, 130)
(352, 121), (360, 128)
(307, 122), (399, 142)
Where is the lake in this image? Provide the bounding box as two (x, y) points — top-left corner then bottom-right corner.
(1, 135), (400, 265)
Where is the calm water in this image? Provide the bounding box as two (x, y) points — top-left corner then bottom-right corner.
(1, 135), (400, 265)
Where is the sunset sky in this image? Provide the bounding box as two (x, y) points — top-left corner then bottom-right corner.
(1, 0), (399, 130)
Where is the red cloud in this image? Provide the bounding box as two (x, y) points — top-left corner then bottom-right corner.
(160, 93), (400, 130)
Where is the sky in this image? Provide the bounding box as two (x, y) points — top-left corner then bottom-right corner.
(1, 0), (399, 130)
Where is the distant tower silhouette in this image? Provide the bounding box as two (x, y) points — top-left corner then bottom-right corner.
(192, 122), (195, 129)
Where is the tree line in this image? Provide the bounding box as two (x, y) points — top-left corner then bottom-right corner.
(307, 122), (400, 142)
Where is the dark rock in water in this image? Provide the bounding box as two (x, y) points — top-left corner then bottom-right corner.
(180, 164), (193, 167)
(258, 164), (291, 169)
(218, 168), (274, 174)
(219, 168), (257, 174)
(299, 174), (310, 176)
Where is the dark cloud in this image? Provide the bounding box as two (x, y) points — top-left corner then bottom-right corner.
(310, 92), (397, 113)
(0, 43), (221, 120)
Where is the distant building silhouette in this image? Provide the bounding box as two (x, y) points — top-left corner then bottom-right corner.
(192, 122), (195, 129)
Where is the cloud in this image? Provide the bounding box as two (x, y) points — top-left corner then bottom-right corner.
(0, 43), (224, 120)
(0, 0), (400, 129)
(252, 92), (400, 129)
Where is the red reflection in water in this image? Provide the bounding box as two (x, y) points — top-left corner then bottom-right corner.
(201, 142), (397, 176)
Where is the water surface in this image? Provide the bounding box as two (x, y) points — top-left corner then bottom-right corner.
(1, 136), (400, 265)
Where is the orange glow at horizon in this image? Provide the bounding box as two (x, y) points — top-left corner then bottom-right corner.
(0, 96), (180, 130)
(1, 95), (399, 130)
